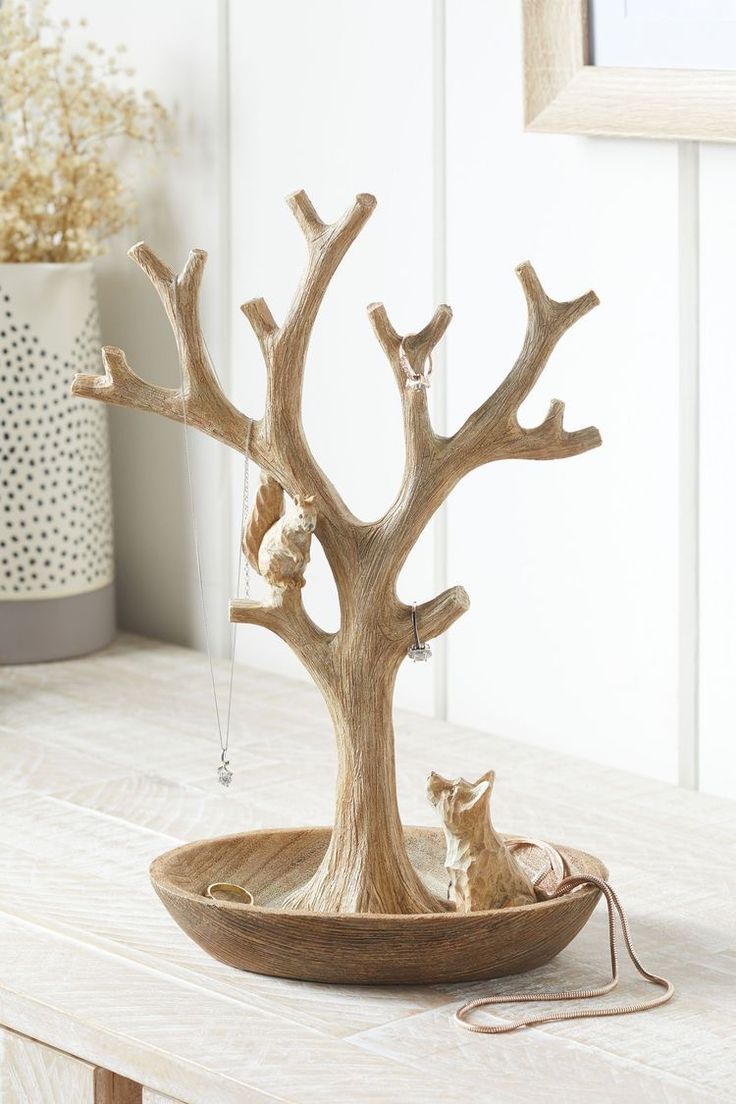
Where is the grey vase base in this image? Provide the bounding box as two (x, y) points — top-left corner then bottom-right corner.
(0, 582), (116, 664)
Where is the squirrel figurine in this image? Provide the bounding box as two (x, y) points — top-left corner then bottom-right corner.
(243, 472), (316, 590)
(427, 769), (537, 912)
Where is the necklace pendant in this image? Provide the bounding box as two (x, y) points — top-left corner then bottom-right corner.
(407, 642), (432, 663)
(217, 759), (233, 787)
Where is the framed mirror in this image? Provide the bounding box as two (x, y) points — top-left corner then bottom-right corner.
(523, 0), (736, 140)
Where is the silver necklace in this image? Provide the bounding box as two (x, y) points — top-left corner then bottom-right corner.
(218, 438), (251, 785)
(173, 275), (251, 788)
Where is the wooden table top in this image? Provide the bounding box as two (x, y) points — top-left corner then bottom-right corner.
(1, 634), (734, 1103)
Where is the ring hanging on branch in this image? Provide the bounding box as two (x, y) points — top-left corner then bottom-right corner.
(399, 339), (432, 390)
(72, 189), (601, 916)
(408, 602), (432, 662)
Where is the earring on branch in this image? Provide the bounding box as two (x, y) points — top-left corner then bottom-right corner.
(407, 602), (432, 663)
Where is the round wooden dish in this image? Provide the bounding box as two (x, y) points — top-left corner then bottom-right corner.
(150, 826), (607, 985)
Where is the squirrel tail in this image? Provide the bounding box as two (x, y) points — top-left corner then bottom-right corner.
(243, 472), (284, 572)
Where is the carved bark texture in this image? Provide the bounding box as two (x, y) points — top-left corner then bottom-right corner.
(427, 770), (537, 911)
(72, 191), (600, 915)
(243, 472), (283, 571)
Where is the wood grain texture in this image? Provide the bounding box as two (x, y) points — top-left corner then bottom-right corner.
(0, 1028), (97, 1104)
(150, 826), (604, 984)
(243, 472), (283, 572)
(522, 0), (736, 141)
(427, 771), (537, 910)
(255, 494), (316, 590)
(2, 637), (735, 1102)
(73, 191), (600, 916)
(0, 1028), (141, 1104)
(532, 66), (736, 142)
(522, 0), (587, 125)
(96, 1069), (143, 1104)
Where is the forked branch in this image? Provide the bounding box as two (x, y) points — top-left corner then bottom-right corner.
(229, 590), (333, 682)
(73, 195), (380, 587)
(368, 301), (452, 471)
(241, 190), (377, 421)
(238, 192), (379, 581)
(72, 245), (258, 459)
(376, 260), (601, 566)
(385, 586), (470, 651)
(72, 199), (599, 677)
(448, 261), (601, 470)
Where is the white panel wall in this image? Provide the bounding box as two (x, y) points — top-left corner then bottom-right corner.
(64, 1), (735, 796)
(698, 144), (736, 799)
(445, 1), (681, 782)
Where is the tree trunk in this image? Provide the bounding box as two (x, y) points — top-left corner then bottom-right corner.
(284, 658), (443, 914)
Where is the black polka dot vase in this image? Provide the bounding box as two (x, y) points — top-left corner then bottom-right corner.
(0, 263), (115, 662)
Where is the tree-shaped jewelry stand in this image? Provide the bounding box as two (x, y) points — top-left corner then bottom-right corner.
(73, 192), (608, 983)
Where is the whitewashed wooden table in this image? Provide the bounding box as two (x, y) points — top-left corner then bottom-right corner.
(1, 634), (734, 1103)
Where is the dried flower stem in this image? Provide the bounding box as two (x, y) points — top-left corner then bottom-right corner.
(0, 0), (171, 263)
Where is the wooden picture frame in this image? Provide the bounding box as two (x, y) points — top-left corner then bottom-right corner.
(523, 0), (736, 142)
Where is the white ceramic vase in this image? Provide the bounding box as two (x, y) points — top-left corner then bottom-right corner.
(0, 262), (115, 662)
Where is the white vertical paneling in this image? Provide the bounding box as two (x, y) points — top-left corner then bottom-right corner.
(698, 143), (736, 799)
(47, 1), (736, 795)
(48, 0), (230, 655)
(677, 142), (700, 790)
(432, 0), (449, 721)
(444, 0), (681, 781)
(228, 0), (436, 713)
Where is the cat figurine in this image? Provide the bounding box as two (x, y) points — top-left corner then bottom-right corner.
(243, 473), (317, 590)
(427, 769), (537, 912)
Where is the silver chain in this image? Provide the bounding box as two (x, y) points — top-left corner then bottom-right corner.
(221, 431), (251, 785)
(172, 275), (250, 789)
(241, 451), (251, 601)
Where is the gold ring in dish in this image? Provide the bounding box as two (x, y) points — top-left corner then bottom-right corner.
(205, 882), (254, 905)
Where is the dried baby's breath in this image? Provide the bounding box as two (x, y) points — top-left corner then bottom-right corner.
(0, 1), (170, 263)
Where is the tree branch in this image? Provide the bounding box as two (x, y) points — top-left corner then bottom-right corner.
(237, 192), (380, 587)
(368, 300), (452, 475)
(371, 261), (600, 576)
(368, 302), (452, 390)
(276, 190), (377, 391)
(229, 590), (334, 679)
(240, 297), (277, 360)
(72, 244), (259, 460)
(380, 586), (470, 659)
(73, 205), (600, 722)
(74, 343), (180, 415)
(493, 397), (602, 460)
(413, 586), (470, 641)
(286, 189), (327, 242)
(240, 191), (378, 409)
(448, 261), (600, 471)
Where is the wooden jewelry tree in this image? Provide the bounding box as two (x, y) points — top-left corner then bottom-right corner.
(73, 191), (600, 922)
